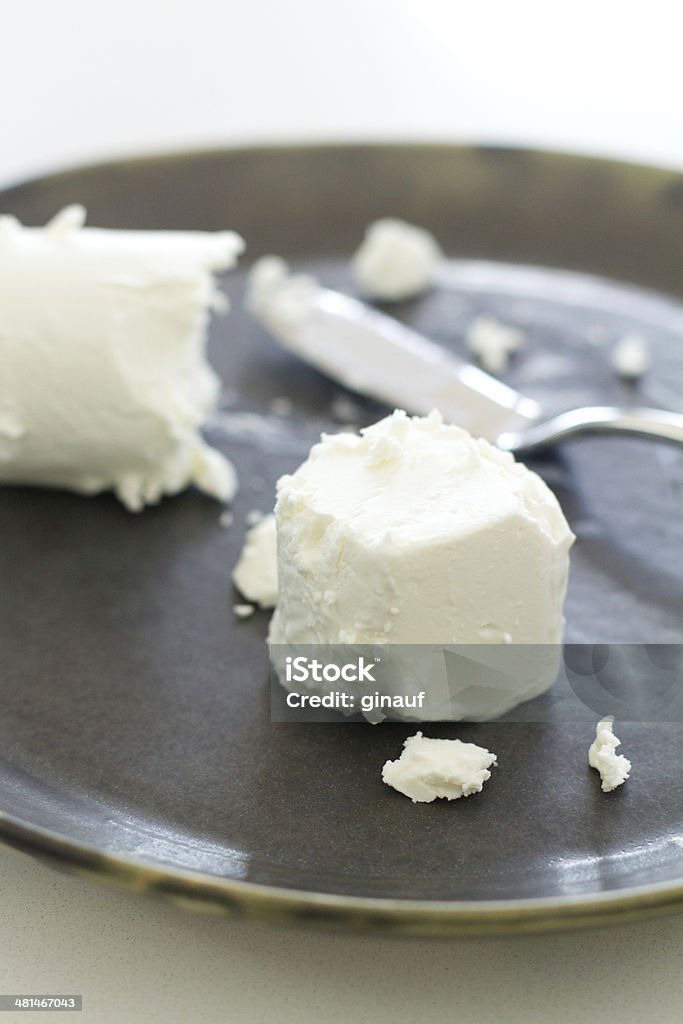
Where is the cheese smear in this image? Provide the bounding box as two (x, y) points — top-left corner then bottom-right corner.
(382, 731), (497, 803)
(269, 409), (574, 720)
(0, 206), (243, 511)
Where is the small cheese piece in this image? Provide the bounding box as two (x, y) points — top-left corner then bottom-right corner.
(466, 316), (525, 374)
(269, 409), (574, 720)
(233, 513), (278, 609)
(246, 256), (317, 341)
(351, 219), (442, 302)
(382, 731), (497, 803)
(0, 206), (243, 510)
(589, 717), (631, 792)
(269, 396), (293, 416)
(233, 603), (255, 619)
(611, 335), (650, 380)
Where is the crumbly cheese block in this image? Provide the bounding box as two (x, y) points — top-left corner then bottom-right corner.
(588, 717), (631, 792)
(233, 513), (278, 609)
(382, 731), (497, 803)
(0, 205), (243, 511)
(351, 219), (442, 302)
(269, 409), (574, 720)
(270, 408), (572, 645)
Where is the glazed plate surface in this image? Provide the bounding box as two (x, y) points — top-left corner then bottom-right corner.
(1, 145), (683, 934)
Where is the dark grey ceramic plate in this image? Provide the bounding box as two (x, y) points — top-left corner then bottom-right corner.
(1, 145), (683, 936)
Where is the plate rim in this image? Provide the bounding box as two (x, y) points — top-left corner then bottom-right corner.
(2, 137), (683, 208)
(2, 810), (683, 936)
(2, 142), (683, 936)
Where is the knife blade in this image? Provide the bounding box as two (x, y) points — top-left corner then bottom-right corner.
(258, 284), (541, 442)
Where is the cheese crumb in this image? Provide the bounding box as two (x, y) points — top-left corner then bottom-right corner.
(246, 256), (317, 341)
(233, 513), (278, 609)
(466, 316), (525, 374)
(588, 717), (631, 792)
(269, 397), (293, 416)
(611, 335), (651, 380)
(351, 219), (442, 302)
(330, 395), (362, 424)
(382, 731), (497, 803)
(233, 603), (255, 619)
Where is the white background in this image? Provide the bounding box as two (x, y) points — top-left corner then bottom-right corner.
(2, 2), (683, 1021)
(3, 0), (683, 187)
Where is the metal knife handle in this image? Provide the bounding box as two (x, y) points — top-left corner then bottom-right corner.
(498, 406), (683, 453)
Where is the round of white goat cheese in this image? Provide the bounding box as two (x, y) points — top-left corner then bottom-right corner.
(0, 207), (243, 511)
(351, 219), (442, 302)
(269, 409), (574, 720)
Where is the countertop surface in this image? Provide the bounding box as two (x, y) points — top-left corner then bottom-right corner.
(2, 844), (683, 1024)
(2, 1), (683, 1021)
